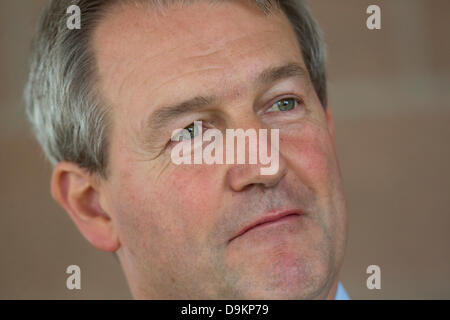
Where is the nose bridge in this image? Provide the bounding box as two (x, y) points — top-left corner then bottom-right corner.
(229, 108), (263, 131)
(225, 111), (266, 165)
(224, 113), (287, 192)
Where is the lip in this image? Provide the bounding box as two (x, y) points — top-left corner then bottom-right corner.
(229, 209), (304, 243)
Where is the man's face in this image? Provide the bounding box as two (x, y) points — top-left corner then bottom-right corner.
(93, 1), (347, 299)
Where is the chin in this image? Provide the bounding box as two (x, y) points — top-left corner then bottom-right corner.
(227, 247), (335, 299)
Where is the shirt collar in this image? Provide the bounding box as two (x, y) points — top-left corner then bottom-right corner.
(335, 282), (350, 300)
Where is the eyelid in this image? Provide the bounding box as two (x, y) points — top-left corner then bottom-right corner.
(263, 95), (304, 114)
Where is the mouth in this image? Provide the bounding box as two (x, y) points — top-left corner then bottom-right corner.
(229, 210), (304, 243)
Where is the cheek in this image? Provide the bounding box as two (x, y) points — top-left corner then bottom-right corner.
(164, 166), (223, 235)
(281, 122), (347, 252)
(115, 163), (223, 247)
(169, 168), (215, 208)
(282, 123), (337, 192)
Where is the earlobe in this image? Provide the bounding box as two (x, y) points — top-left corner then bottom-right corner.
(51, 162), (120, 252)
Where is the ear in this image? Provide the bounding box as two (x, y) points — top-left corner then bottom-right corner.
(51, 162), (120, 252)
(325, 106), (336, 143)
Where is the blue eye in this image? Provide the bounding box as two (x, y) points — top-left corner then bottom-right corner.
(185, 122), (199, 139)
(267, 98), (298, 112)
(172, 121), (202, 141)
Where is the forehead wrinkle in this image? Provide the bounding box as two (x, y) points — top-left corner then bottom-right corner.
(185, 27), (277, 59)
(115, 42), (194, 101)
(115, 34), (233, 102)
(142, 65), (224, 101)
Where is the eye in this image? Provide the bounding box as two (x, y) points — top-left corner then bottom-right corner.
(266, 97), (299, 113)
(184, 122), (200, 139)
(171, 121), (202, 142)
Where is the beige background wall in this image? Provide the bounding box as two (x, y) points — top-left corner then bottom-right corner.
(1, 0), (449, 299)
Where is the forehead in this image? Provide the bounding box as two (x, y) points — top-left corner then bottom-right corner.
(93, 1), (305, 124)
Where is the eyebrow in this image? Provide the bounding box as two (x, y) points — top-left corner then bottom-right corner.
(144, 62), (307, 138)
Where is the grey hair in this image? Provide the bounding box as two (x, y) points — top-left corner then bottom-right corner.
(24, 0), (327, 178)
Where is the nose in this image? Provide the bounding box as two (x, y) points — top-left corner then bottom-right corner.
(227, 158), (288, 191)
(225, 123), (288, 192)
